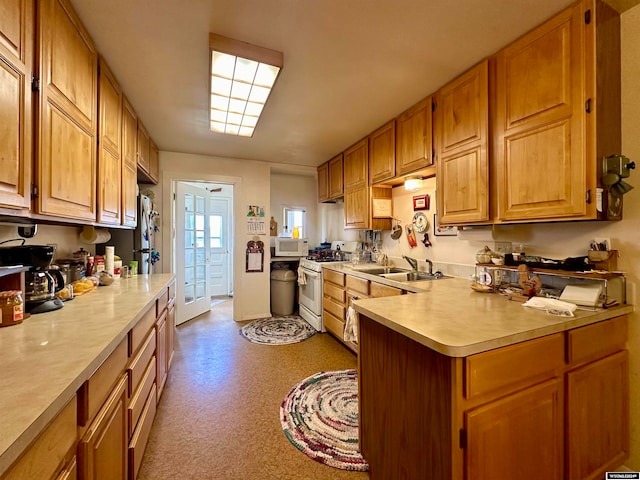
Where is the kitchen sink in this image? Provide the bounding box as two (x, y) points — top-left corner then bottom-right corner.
(350, 265), (408, 275)
(378, 271), (451, 282)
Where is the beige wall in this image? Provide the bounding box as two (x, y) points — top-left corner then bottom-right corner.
(269, 173), (319, 245)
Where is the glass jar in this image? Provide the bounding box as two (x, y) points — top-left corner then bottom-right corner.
(0, 290), (24, 327)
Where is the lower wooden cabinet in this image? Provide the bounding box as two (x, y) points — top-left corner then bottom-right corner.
(78, 374), (128, 480)
(358, 315), (629, 480)
(156, 310), (168, 399)
(466, 378), (564, 480)
(128, 384), (157, 480)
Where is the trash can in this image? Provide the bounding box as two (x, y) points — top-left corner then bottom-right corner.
(270, 269), (297, 315)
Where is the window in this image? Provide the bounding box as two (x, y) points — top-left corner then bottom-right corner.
(283, 207), (305, 237)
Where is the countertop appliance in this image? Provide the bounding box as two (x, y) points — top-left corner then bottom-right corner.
(298, 241), (358, 332)
(0, 245), (65, 313)
(275, 237), (309, 257)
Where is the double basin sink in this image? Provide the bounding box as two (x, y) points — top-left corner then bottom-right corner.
(351, 265), (450, 282)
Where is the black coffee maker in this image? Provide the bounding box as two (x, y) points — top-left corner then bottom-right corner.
(0, 244), (65, 313)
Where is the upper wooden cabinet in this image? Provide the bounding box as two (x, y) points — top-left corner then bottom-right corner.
(0, 0), (33, 210)
(395, 97), (433, 176)
(122, 97), (138, 227)
(369, 120), (395, 185)
(96, 58), (123, 225)
(36, 0), (98, 221)
(493, 0), (620, 223)
(149, 140), (159, 183)
(435, 61), (489, 225)
(328, 154), (343, 199)
(136, 120), (150, 177)
(343, 139), (368, 191)
(317, 162), (329, 202)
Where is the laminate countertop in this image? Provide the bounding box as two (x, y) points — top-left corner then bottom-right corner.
(0, 273), (175, 476)
(322, 264), (634, 357)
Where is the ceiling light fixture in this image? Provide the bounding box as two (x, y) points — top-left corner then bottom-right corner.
(209, 33), (283, 137)
(404, 176), (424, 191)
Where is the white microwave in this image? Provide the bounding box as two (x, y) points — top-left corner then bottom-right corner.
(275, 237), (309, 257)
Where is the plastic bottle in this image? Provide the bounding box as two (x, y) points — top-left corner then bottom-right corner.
(292, 226), (300, 238)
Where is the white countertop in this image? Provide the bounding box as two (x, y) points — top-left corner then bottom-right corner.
(0, 273), (175, 475)
(322, 264), (634, 357)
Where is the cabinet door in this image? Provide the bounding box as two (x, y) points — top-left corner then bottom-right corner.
(96, 58), (122, 225)
(328, 153), (343, 199)
(566, 350), (628, 480)
(156, 311), (168, 400)
(344, 187), (368, 229)
(121, 97), (137, 227)
(494, 3), (587, 221)
(167, 300), (175, 368)
(78, 374), (128, 480)
(466, 378), (564, 480)
(317, 162), (329, 202)
(396, 96), (433, 176)
(148, 139), (159, 184)
(0, 0), (33, 210)
(343, 139), (368, 191)
(369, 120), (395, 184)
(36, 0), (97, 220)
(136, 121), (150, 175)
(435, 61), (489, 224)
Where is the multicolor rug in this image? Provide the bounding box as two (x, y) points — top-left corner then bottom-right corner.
(280, 369), (368, 471)
(239, 315), (316, 345)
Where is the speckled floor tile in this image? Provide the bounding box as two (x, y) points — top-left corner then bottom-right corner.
(138, 300), (369, 480)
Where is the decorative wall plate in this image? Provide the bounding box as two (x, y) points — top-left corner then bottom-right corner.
(412, 212), (429, 233)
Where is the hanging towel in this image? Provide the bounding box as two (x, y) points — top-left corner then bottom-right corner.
(344, 306), (358, 343)
(297, 266), (307, 286)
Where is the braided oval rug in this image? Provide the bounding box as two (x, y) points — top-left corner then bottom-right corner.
(280, 369), (368, 471)
(239, 315), (316, 345)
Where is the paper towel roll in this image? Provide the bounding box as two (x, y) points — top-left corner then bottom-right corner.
(105, 246), (115, 275)
(80, 226), (112, 244)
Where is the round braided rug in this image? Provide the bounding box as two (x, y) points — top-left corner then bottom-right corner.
(280, 369), (368, 471)
(239, 315), (316, 345)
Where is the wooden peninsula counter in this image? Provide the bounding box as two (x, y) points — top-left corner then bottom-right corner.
(352, 277), (632, 480)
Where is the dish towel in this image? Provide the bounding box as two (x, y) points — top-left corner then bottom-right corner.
(522, 297), (577, 317)
(344, 306), (358, 342)
(297, 267), (307, 286)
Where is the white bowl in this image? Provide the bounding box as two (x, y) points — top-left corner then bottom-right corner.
(491, 257), (504, 265)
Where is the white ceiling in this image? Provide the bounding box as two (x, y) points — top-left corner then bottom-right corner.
(69, 0), (632, 168)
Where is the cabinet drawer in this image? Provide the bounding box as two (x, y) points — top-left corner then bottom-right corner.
(465, 333), (564, 400)
(567, 315), (628, 366)
(168, 281), (176, 301)
(55, 456), (77, 480)
(157, 287), (169, 315)
(128, 328), (156, 396)
(3, 397), (77, 480)
(128, 356), (156, 437)
(129, 383), (157, 480)
(369, 282), (402, 298)
(78, 337), (127, 427)
(323, 310), (345, 339)
(323, 282), (345, 303)
(129, 304), (156, 356)
(323, 269), (345, 286)
(346, 276), (369, 295)
(323, 296), (345, 320)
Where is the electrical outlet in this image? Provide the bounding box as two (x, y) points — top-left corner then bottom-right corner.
(494, 241), (512, 254)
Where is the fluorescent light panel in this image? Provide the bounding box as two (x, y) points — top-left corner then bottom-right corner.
(210, 34), (283, 137)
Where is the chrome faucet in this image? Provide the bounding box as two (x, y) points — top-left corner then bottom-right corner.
(425, 259), (433, 275)
(402, 255), (418, 271)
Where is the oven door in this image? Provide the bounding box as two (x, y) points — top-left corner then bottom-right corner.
(298, 268), (321, 316)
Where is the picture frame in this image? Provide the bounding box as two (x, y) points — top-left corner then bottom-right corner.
(433, 213), (457, 236)
(412, 194), (430, 211)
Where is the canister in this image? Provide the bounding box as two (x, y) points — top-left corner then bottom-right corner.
(0, 290), (24, 327)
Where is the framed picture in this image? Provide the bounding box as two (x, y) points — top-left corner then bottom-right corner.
(433, 213), (457, 236)
(413, 194), (430, 211)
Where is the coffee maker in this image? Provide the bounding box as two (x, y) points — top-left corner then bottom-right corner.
(0, 245), (65, 313)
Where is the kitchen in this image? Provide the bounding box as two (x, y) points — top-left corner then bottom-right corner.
(1, 0), (640, 478)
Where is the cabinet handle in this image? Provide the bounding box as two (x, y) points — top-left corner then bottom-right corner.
(586, 189), (592, 204)
(585, 98), (592, 113)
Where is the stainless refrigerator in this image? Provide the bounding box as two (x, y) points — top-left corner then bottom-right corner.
(109, 194), (159, 274)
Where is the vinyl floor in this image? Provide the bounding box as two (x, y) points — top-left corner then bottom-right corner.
(138, 299), (369, 480)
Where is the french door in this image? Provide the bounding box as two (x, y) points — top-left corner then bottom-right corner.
(176, 183), (210, 325)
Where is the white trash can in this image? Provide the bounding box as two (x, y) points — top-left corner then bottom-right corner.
(270, 269), (297, 315)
